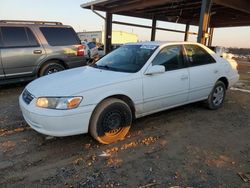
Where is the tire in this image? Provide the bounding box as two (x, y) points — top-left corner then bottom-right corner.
(90, 98), (132, 144)
(206, 81), (226, 110)
(39, 62), (65, 77)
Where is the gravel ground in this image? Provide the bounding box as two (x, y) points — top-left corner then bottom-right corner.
(0, 61), (249, 188)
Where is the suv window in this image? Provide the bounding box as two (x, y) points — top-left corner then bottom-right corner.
(40, 27), (80, 46)
(184, 44), (216, 66)
(0, 27), (39, 48)
(26, 28), (39, 46)
(152, 45), (184, 71)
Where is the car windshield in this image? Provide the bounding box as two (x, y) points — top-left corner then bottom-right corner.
(92, 44), (158, 73)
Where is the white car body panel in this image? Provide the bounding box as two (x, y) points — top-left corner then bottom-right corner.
(143, 68), (189, 113)
(19, 41), (239, 137)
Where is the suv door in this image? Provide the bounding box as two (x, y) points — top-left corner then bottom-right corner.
(0, 55), (4, 80)
(184, 44), (218, 101)
(0, 36), (4, 80)
(143, 45), (189, 113)
(0, 26), (46, 78)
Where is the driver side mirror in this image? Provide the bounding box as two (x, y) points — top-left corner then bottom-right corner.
(145, 65), (165, 75)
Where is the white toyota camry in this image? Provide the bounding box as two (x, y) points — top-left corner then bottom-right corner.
(19, 42), (239, 144)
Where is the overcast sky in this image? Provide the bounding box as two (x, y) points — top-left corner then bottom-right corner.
(1, 0), (250, 48)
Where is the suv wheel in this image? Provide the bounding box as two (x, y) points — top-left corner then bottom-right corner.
(39, 62), (65, 77)
(90, 98), (132, 144)
(206, 81), (226, 110)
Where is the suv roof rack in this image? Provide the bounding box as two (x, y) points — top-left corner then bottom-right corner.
(0, 20), (63, 25)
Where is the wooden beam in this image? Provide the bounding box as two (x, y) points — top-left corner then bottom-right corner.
(184, 23), (190, 41)
(211, 21), (250, 27)
(214, 0), (250, 14)
(208, 27), (214, 46)
(197, 0), (212, 44)
(105, 12), (112, 54)
(110, 0), (180, 13)
(80, 0), (110, 10)
(151, 16), (157, 41)
(112, 21), (198, 35)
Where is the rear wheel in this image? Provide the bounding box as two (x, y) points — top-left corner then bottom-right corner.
(39, 62), (65, 77)
(206, 81), (226, 110)
(90, 98), (132, 144)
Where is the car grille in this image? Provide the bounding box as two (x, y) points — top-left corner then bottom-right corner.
(22, 90), (34, 105)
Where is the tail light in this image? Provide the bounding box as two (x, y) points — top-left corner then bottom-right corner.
(77, 45), (84, 56)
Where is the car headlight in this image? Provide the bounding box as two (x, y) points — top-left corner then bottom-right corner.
(36, 97), (82, 110)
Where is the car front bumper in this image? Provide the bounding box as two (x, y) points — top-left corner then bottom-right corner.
(19, 95), (95, 137)
(229, 74), (240, 88)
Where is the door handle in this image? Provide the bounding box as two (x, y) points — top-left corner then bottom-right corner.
(33, 50), (42, 54)
(181, 75), (189, 80)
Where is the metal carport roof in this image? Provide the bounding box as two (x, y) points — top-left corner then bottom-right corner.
(81, 0), (250, 53)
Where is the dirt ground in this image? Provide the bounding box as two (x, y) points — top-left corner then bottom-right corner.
(0, 60), (250, 188)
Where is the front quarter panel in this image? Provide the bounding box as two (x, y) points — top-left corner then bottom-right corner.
(77, 77), (144, 117)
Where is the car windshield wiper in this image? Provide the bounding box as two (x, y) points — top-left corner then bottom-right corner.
(97, 65), (111, 69)
(91, 64), (111, 70)
(90, 64), (130, 72)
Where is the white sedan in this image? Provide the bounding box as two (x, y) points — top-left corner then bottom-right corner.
(19, 42), (239, 144)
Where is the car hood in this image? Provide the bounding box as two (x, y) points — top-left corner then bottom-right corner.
(26, 66), (133, 97)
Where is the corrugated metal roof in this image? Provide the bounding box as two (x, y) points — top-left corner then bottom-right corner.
(81, 0), (250, 27)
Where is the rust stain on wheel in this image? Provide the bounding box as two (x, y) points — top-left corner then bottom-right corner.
(90, 98), (133, 144)
(96, 126), (131, 145)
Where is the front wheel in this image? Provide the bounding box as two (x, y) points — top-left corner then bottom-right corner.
(206, 81), (226, 110)
(90, 98), (132, 144)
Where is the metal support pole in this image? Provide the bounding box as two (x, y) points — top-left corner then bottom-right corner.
(184, 23), (190, 41)
(197, 0), (212, 44)
(105, 12), (113, 54)
(151, 16), (157, 41)
(113, 21), (197, 35)
(208, 27), (214, 46)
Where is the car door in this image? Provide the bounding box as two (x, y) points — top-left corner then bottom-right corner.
(0, 26), (45, 78)
(184, 44), (219, 102)
(143, 45), (189, 114)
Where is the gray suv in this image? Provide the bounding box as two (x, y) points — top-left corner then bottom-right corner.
(0, 20), (86, 85)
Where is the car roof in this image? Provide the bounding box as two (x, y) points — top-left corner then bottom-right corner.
(125, 41), (204, 47)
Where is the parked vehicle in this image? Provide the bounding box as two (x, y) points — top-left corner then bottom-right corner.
(81, 41), (99, 60)
(112, 44), (123, 50)
(0, 20), (86, 85)
(19, 42), (239, 144)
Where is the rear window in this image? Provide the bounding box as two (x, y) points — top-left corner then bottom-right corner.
(40, 27), (80, 46)
(0, 27), (39, 48)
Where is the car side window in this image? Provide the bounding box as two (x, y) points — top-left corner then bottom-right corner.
(151, 45), (184, 71)
(184, 44), (216, 66)
(0, 27), (39, 48)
